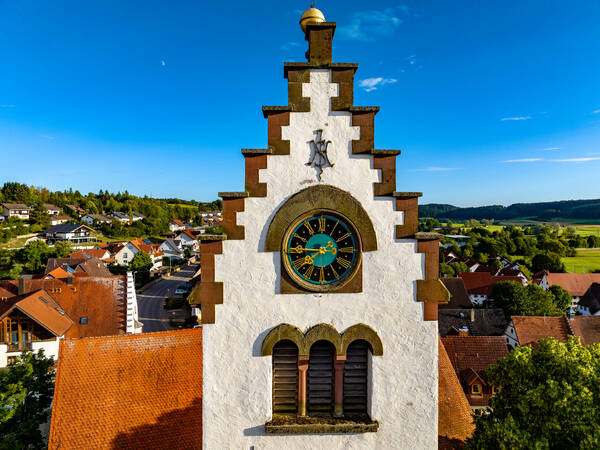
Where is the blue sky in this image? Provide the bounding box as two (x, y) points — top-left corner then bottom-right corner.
(1, 0), (599, 207)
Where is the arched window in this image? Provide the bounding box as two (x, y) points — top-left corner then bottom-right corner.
(272, 340), (299, 414)
(343, 340), (369, 414)
(307, 340), (335, 415)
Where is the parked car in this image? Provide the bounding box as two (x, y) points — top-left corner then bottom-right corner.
(175, 282), (191, 295)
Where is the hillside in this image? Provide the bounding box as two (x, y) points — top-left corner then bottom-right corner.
(419, 199), (600, 222)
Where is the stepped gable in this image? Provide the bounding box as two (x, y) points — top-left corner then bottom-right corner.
(438, 339), (474, 446)
(48, 329), (203, 450)
(191, 15), (449, 324)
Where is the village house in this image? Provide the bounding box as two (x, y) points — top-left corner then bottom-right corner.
(44, 203), (62, 215)
(169, 219), (186, 232)
(1, 203), (32, 220)
(0, 273), (141, 367)
(537, 271), (600, 309)
(578, 283), (600, 316)
(159, 238), (185, 261)
(110, 211), (145, 223)
(49, 215), (72, 226)
(438, 308), (510, 338)
(65, 204), (86, 216)
(441, 336), (508, 410)
(44, 223), (96, 245)
(439, 277), (472, 309)
(176, 229), (199, 249)
(458, 271), (525, 305)
(81, 213), (113, 225)
(505, 315), (600, 348)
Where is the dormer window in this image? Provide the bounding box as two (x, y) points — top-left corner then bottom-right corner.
(471, 384), (482, 396)
(491, 385), (499, 395)
(80, 317), (88, 325)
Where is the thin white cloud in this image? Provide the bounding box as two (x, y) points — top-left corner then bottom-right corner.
(281, 41), (301, 51)
(40, 135), (55, 140)
(592, 109), (600, 114)
(552, 157), (600, 162)
(500, 116), (532, 121)
(0, 104), (15, 108)
(410, 167), (459, 172)
(543, 147), (560, 151)
(502, 158), (542, 163)
(161, 60), (166, 67)
(359, 77), (397, 92)
(338, 7), (408, 41)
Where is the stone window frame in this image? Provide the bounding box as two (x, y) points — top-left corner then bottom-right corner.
(262, 323), (383, 433)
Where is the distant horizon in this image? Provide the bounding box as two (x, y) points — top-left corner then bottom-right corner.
(1, 1), (599, 205)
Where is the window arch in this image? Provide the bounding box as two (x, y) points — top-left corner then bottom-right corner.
(272, 340), (299, 414)
(307, 340), (335, 415)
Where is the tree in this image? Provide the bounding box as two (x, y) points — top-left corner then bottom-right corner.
(53, 240), (73, 258)
(548, 284), (573, 311)
(466, 338), (600, 449)
(0, 350), (55, 449)
(29, 203), (50, 228)
(128, 251), (153, 272)
(490, 281), (561, 316)
(531, 252), (565, 273)
(20, 240), (50, 272)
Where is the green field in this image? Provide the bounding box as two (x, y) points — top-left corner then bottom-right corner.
(562, 248), (600, 273)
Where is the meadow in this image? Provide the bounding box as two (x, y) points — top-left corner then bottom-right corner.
(561, 248), (600, 273)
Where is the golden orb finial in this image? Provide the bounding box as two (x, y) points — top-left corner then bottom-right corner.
(299, 6), (326, 32)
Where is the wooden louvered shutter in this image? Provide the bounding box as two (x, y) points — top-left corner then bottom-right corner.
(343, 340), (369, 414)
(272, 340), (298, 413)
(307, 340), (334, 414)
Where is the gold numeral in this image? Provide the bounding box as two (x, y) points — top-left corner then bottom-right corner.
(304, 221), (315, 235)
(304, 265), (314, 279)
(330, 265), (339, 279)
(288, 245), (303, 254)
(293, 233), (307, 243)
(318, 217), (326, 232)
(330, 220), (339, 235)
(319, 267), (325, 284)
(337, 257), (351, 269)
(336, 233), (350, 243)
(339, 247), (354, 253)
(293, 258), (305, 270)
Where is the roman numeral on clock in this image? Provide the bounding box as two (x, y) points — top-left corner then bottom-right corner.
(318, 217), (326, 232)
(337, 257), (351, 269)
(319, 267), (325, 284)
(292, 258), (305, 270)
(336, 233), (350, 243)
(330, 265), (339, 279)
(304, 265), (314, 279)
(304, 221), (315, 235)
(293, 233), (306, 243)
(339, 247), (354, 253)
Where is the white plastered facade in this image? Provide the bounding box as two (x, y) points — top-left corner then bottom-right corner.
(202, 69), (438, 449)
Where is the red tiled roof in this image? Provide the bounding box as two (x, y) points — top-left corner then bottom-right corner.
(544, 273), (600, 297)
(0, 290), (73, 336)
(513, 315), (600, 347)
(3, 277), (126, 338)
(512, 316), (571, 346)
(48, 329), (203, 450)
(438, 339), (474, 443)
(458, 272), (522, 295)
(441, 336), (508, 378)
(170, 219), (185, 226)
(44, 267), (71, 280)
(440, 278), (472, 309)
(69, 248), (110, 261)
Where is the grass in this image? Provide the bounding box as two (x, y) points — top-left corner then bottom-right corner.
(573, 226), (600, 237)
(561, 248), (600, 273)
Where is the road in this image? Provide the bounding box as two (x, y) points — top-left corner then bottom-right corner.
(137, 263), (198, 332)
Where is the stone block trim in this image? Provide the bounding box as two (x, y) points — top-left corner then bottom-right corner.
(351, 110), (376, 154)
(265, 110), (291, 155)
(331, 68), (354, 111)
(220, 196), (246, 241)
(305, 22), (336, 65)
(261, 322), (383, 358)
(188, 240), (223, 325)
(245, 154), (268, 197)
(395, 193), (422, 239)
(287, 69), (311, 112)
(264, 185), (377, 253)
(373, 155), (397, 197)
(416, 238), (451, 322)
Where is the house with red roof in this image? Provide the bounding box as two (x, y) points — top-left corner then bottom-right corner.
(169, 219), (186, 232)
(505, 315), (600, 348)
(441, 336), (508, 409)
(538, 271), (600, 310)
(458, 271), (524, 305)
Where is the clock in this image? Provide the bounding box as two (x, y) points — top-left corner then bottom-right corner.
(282, 211), (361, 291)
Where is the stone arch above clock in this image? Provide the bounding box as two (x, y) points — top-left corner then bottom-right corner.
(264, 184), (377, 253)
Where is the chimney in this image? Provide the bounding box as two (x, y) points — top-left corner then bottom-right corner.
(18, 276), (25, 296)
(304, 21), (336, 65)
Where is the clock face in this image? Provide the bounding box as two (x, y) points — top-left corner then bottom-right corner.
(282, 212), (361, 291)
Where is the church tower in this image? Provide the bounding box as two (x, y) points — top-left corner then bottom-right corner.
(190, 7), (449, 449)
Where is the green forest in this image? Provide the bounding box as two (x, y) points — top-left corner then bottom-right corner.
(419, 198), (600, 222)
